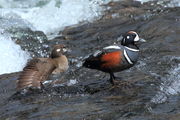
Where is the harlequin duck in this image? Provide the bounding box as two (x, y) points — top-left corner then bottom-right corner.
(16, 44), (69, 91)
(83, 31), (146, 85)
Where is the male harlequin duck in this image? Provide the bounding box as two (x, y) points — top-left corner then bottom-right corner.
(16, 44), (69, 91)
(83, 31), (146, 85)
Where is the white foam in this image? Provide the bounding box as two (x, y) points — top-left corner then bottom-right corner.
(135, 0), (151, 3)
(0, 33), (30, 75)
(0, 0), (113, 74)
(67, 79), (78, 86)
(168, 0), (180, 7)
(134, 0), (180, 7)
(0, 0), (111, 36)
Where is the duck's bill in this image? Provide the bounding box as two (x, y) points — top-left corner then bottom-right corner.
(116, 35), (123, 42)
(139, 38), (146, 42)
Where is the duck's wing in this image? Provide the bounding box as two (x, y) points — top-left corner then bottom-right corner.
(16, 58), (56, 90)
(83, 45), (123, 69)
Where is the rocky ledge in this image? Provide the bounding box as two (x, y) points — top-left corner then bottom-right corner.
(0, 0), (180, 120)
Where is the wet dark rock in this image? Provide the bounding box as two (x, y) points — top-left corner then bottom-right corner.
(0, 0), (180, 120)
(9, 28), (50, 57)
(0, 16), (50, 57)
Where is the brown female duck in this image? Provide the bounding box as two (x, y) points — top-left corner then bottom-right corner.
(16, 44), (69, 90)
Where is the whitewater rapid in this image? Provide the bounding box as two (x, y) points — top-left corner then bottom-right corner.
(0, 32), (30, 75)
(0, 0), (110, 35)
(0, 0), (111, 75)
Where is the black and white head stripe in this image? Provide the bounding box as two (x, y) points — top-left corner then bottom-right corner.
(134, 33), (140, 42)
(128, 31), (140, 42)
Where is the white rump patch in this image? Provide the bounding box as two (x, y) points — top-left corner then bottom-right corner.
(103, 45), (121, 50)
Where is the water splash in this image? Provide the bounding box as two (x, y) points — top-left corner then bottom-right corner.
(0, 0), (113, 74)
(67, 79), (78, 86)
(0, 0), (111, 36)
(151, 57), (180, 103)
(135, 56), (180, 104)
(135, 0), (180, 7)
(0, 32), (30, 75)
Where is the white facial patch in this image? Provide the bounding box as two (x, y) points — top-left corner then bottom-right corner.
(103, 45), (121, 50)
(134, 32), (140, 42)
(127, 36), (130, 39)
(56, 49), (61, 52)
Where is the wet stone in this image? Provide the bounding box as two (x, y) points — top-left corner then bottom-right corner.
(9, 28), (50, 57)
(0, 0), (180, 120)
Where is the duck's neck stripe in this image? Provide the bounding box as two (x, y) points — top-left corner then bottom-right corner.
(124, 50), (133, 64)
(125, 46), (139, 52)
(103, 45), (121, 50)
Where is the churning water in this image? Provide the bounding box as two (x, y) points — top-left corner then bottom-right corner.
(0, 0), (111, 35)
(0, 0), (111, 75)
(136, 0), (180, 7)
(0, 31), (30, 75)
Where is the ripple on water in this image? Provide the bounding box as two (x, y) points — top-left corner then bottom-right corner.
(135, 56), (180, 104)
(151, 56), (180, 103)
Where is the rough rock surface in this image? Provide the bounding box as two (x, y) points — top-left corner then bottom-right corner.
(9, 28), (50, 57)
(0, 0), (180, 120)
